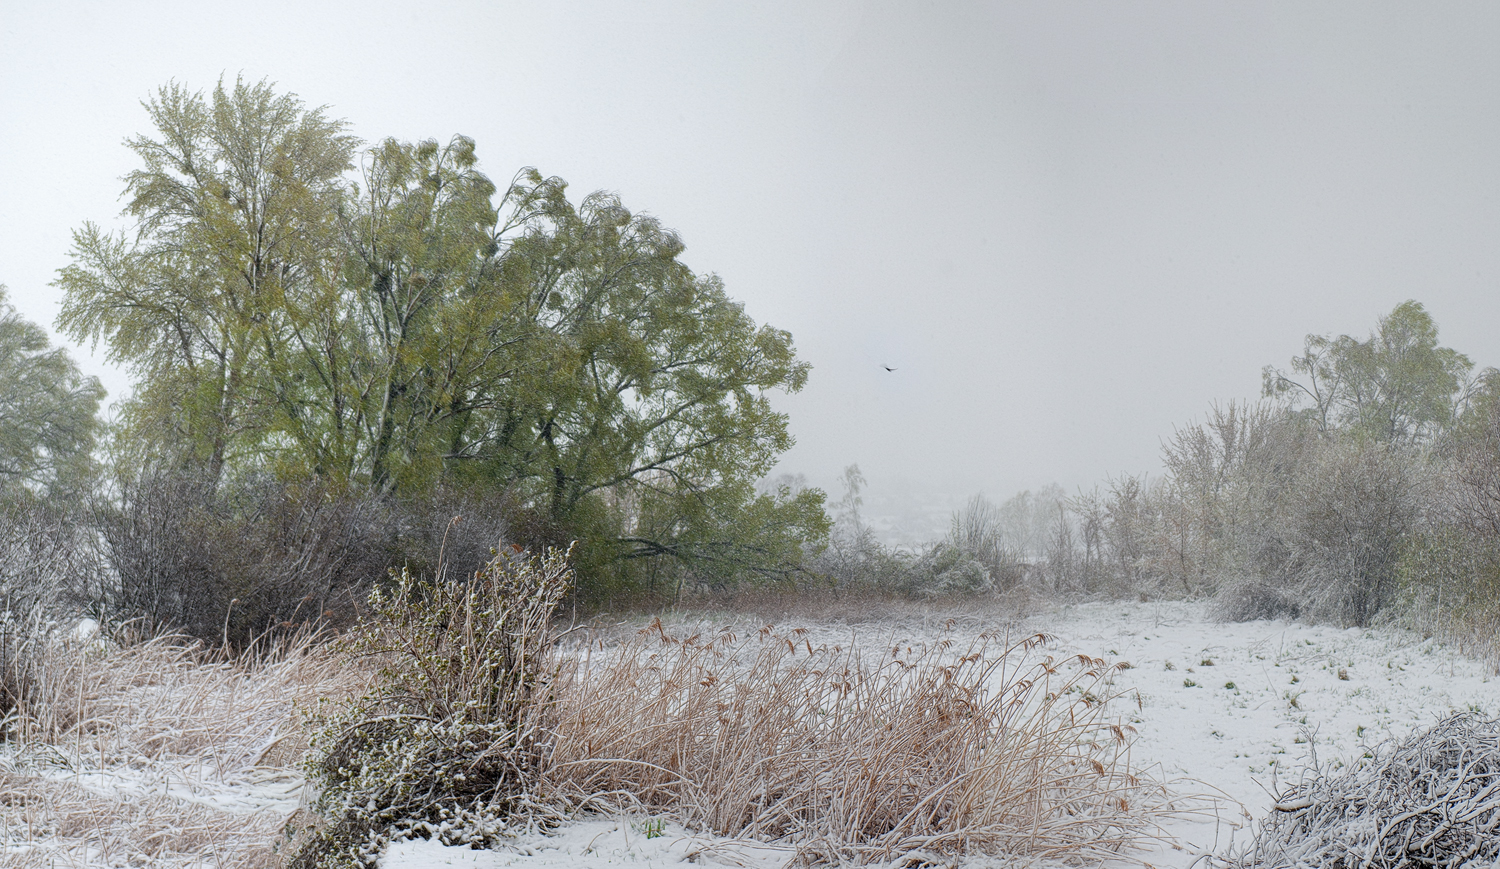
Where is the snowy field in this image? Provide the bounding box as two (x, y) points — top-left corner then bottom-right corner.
(2, 601), (1495, 867)
(382, 601), (1500, 869)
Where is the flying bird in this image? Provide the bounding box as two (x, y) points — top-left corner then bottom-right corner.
(883, 366), (897, 371)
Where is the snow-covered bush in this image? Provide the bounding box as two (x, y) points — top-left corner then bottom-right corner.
(1280, 437), (1428, 627)
(290, 546), (572, 868)
(916, 544), (995, 597)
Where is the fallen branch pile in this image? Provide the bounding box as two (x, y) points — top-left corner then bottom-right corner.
(1230, 712), (1500, 869)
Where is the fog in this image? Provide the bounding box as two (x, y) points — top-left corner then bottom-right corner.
(5, 1), (1500, 536)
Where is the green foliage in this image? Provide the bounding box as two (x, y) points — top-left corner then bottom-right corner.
(293, 547), (572, 868)
(265, 136), (535, 495)
(56, 78), (824, 598)
(1397, 526), (1500, 630)
(1263, 300), (1479, 444)
(56, 77), (356, 478)
(0, 286), (104, 502)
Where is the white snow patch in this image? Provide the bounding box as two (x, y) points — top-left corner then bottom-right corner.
(72, 617), (100, 642)
(382, 820), (793, 868)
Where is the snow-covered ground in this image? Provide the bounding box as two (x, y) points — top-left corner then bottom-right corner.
(3, 601), (1493, 867)
(381, 601), (1500, 869)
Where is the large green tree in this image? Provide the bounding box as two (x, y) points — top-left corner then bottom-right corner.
(56, 79), (826, 592)
(57, 77), (356, 480)
(1263, 300), (1478, 444)
(257, 135), (545, 494)
(0, 287), (105, 501)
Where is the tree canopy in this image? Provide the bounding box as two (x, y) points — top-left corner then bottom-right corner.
(1262, 300), (1481, 445)
(0, 286), (104, 502)
(56, 78), (826, 595)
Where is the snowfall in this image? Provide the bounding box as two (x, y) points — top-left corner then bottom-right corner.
(9, 600), (1500, 867)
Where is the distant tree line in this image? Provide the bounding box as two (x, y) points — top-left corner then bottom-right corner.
(822, 301), (1500, 653)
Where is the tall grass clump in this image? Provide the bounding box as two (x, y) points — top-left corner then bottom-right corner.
(0, 625), (352, 868)
(291, 546), (573, 868)
(0, 498), (109, 725)
(547, 623), (1161, 864)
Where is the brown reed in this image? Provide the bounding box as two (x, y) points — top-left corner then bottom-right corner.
(0, 625), (364, 868)
(544, 620), (1161, 864)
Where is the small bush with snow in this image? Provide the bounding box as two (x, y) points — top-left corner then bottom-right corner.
(290, 546), (572, 868)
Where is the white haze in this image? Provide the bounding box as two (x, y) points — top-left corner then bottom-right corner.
(4, 2), (1500, 533)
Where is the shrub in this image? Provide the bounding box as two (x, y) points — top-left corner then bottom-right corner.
(291, 546), (572, 868)
(1159, 403), (1312, 598)
(1284, 438), (1427, 627)
(915, 542), (996, 596)
(942, 493), (1026, 591)
(100, 469), (400, 647)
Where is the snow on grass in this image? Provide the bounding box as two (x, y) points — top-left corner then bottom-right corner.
(4, 602), (1495, 867)
(0, 628), (361, 868)
(379, 601), (1499, 869)
(1042, 602), (1500, 804)
(1028, 601), (1500, 866)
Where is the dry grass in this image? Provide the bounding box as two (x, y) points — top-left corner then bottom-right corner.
(0, 560), (1163, 867)
(0, 624), (367, 868)
(545, 620), (1162, 864)
(659, 583), (1050, 629)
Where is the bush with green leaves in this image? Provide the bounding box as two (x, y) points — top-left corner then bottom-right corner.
(290, 546), (572, 868)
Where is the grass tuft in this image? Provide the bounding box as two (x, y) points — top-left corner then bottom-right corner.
(0, 623), (356, 867)
(546, 622), (1162, 864)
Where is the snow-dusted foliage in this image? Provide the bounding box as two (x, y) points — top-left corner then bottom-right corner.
(290, 547), (572, 868)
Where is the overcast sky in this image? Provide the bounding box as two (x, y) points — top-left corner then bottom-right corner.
(4, 1), (1499, 521)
